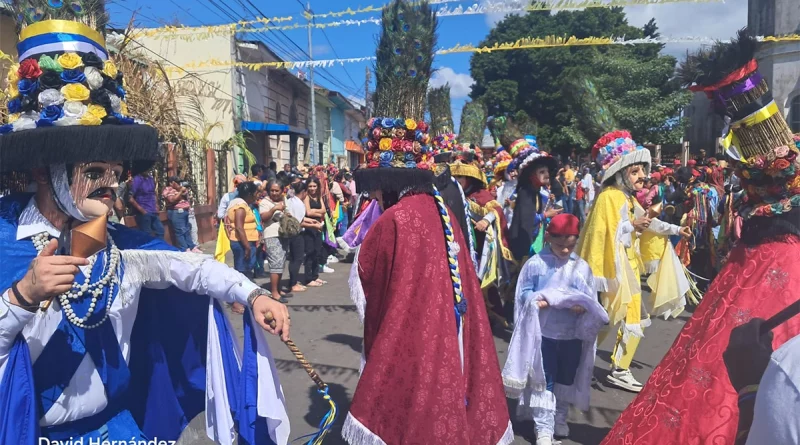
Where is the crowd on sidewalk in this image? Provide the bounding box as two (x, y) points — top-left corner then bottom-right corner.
(213, 162), (358, 311)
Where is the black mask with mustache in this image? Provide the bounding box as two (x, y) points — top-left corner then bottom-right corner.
(87, 187), (117, 202)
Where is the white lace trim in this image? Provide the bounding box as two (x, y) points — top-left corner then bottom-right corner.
(342, 412), (388, 445)
(348, 247), (366, 325)
(497, 420), (515, 445)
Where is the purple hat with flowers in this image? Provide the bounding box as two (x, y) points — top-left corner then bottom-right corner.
(592, 130), (651, 184)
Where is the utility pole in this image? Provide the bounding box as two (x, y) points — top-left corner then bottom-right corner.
(365, 66), (371, 116)
(307, 1), (317, 166)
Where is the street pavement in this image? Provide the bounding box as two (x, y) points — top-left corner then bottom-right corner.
(182, 242), (691, 445)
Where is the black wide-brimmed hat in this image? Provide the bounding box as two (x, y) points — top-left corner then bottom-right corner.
(0, 1), (160, 173)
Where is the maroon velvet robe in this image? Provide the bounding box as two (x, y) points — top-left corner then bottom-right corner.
(348, 193), (512, 444)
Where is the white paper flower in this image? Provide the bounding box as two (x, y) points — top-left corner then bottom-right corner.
(84, 66), (104, 90)
(54, 116), (80, 126)
(38, 88), (66, 107)
(12, 112), (38, 131)
(63, 101), (88, 118)
(109, 93), (122, 113)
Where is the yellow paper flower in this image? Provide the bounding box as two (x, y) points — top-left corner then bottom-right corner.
(120, 101), (128, 115)
(7, 64), (19, 84)
(58, 53), (84, 70)
(79, 112), (103, 126)
(103, 60), (118, 78)
(87, 104), (107, 119)
(405, 119), (417, 131)
(61, 84), (90, 102)
(379, 137), (392, 151)
(7, 83), (19, 98)
(8, 113), (20, 123)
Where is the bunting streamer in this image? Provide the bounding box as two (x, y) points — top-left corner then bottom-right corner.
(3, 34), (799, 74)
(131, 0), (724, 40)
(152, 34), (800, 73)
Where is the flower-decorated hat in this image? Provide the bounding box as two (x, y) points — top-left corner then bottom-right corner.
(432, 132), (458, 163)
(492, 150), (513, 180)
(488, 116), (556, 176)
(0, 1), (159, 173)
(354, 116), (436, 193)
(592, 130), (651, 184)
(679, 30), (798, 219)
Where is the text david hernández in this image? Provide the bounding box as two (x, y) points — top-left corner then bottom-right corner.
(39, 439), (177, 445)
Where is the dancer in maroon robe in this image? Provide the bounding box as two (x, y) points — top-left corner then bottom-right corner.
(601, 31), (800, 445)
(344, 116), (513, 445)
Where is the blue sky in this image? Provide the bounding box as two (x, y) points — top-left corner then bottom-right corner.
(106, 0), (746, 131)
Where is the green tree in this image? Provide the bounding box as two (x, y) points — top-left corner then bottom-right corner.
(469, 7), (689, 153)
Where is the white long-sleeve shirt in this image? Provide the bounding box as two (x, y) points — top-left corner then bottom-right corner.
(0, 198), (261, 427)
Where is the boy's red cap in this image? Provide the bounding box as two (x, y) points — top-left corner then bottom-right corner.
(547, 213), (580, 237)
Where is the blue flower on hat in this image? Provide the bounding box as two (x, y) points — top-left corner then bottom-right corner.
(113, 113), (135, 125)
(415, 130), (424, 141)
(381, 118), (394, 129)
(379, 151), (394, 163)
(379, 161), (392, 168)
(420, 145), (429, 153)
(403, 152), (415, 162)
(60, 69), (86, 84)
(36, 119), (54, 127)
(0, 124), (12, 134)
(18, 79), (38, 96)
(116, 86), (126, 99)
(405, 161), (417, 168)
(7, 98), (22, 114)
(393, 118), (404, 128)
(39, 104), (64, 123)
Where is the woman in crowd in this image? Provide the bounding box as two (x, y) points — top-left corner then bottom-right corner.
(227, 181), (261, 314)
(304, 177), (328, 286)
(260, 180), (290, 303)
(287, 182), (324, 293)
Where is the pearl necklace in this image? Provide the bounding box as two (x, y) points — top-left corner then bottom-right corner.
(32, 232), (121, 329)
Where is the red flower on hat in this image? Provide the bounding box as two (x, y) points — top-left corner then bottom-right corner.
(417, 121), (428, 133)
(18, 59), (42, 80)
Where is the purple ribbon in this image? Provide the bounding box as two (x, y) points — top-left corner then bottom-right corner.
(713, 71), (763, 106)
(342, 200), (383, 248)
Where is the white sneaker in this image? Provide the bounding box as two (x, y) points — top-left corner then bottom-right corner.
(606, 368), (644, 392)
(536, 436), (561, 445)
(322, 265), (335, 273)
(327, 255), (339, 264)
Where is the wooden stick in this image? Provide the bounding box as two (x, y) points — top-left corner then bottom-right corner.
(265, 312), (327, 390)
(760, 298), (800, 335)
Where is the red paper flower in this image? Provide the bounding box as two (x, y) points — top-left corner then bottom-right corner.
(417, 121), (428, 133)
(18, 59), (42, 80)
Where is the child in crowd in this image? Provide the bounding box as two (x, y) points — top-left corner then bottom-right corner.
(502, 213), (609, 445)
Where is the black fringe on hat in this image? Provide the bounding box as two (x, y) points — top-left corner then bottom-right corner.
(677, 29), (757, 88)
(354, 167), (434, 194)
(740, 207), (800, 245)
(0, 125), (160, 172)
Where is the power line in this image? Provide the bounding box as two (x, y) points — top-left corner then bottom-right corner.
(318, 25), (361, 92)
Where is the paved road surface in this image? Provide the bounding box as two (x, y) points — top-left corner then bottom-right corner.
(180, 243), (690, 445)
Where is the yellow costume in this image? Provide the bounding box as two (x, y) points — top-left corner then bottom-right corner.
(577, 186), (687, 369)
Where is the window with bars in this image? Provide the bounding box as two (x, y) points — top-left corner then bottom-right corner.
(790, 95), (800, 133)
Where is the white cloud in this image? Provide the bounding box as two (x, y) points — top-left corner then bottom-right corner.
(479, 0), (748, 60)
(623, 0), (747, 59)
(430, 67), (475, 99)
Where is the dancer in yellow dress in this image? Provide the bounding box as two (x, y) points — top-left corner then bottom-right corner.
(576, 131), (691, 392)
